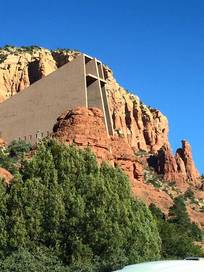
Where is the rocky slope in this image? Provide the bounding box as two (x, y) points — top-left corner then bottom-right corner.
(52, 107), (204, 227)
(53, 107), (173, 215)
(0, 46), (203, 226)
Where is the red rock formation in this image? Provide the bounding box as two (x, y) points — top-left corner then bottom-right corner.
(53, 107), (112, 162)
(53, 107), (145, 181)
(176, 140), (200, 182)
(109, 136), (144, 182)
(147, 140), (199, 189)
(0, 138), (6, 147)
(53, 107), (173, 214)
(149, 144), (178, 181)
(0, 167), (13, 184)
(105, 68), (169, 153)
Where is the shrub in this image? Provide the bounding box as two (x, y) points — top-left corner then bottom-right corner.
(168, 195), (203, 241)
(159, 220), (203, 259)
(184, 188), (195, 202)
(0, 248), (70, 272)
(0, 140), (31, 175)
(150, 201), (204, 259)
(8, 140), (32, 160)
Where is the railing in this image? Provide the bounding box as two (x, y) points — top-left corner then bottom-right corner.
(15, 131), (53, 144)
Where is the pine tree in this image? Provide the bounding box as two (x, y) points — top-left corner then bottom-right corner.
(0, 180), (8, 254)
(168, 195), (191, 228)
(0, 139), (162, 271)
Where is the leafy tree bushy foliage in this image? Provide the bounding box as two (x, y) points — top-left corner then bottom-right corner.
(168, 196), (203, 241)
(150, 198), (204, 259)
(0, 248), (70, 272)
(0, 139), (31, 175)
(0, 139), (161, 271)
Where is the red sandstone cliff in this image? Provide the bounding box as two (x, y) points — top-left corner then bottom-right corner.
(0, 46), (203, 226)
(104, 67), (169, 153)
(147, 141), (200, 189)
(103, 68), (200, 186)
(53, 107), (173, 214)
(52, 107), (204, 227)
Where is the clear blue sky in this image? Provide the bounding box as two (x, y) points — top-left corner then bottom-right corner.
(1, 0), (204, 173)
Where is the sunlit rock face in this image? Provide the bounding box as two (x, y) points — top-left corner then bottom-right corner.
(0, 46), (79, 101)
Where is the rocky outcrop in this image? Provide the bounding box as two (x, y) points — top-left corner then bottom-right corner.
(52, 107), (173, 214)
(110, 136), (144, 182)
(0, 167), (13, 184)
(53, 107), (112, 162)
(148, 144), (179, 181)
(147, 140), (199, 188)
(53, 107), (146, 183)
(176, 140), (200, 182)
(105, 68), (169, 153)
(0, 138), (6, 147)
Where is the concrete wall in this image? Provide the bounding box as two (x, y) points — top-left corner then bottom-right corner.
(100, 84), (114, 135)
(0, 53), (114, 144)
(84, 55), (113, 136)
(0, 54), (87, 143)
(87, 79), (103, 109)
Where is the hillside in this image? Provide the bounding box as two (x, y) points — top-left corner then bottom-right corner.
(0, 45), (203, 228)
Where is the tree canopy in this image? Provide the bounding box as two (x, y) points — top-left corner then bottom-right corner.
(150, 199), (204, 259)
(0, 139), (161, 271)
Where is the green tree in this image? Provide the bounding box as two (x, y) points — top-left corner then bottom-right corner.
(8, 140), (31, 160)
(7, 180), (29, 250)
(150, 202), (204, 259)
(168, 195), (190, 227)
(0, 139), (31, 175)
(0, 180), (8, 255)
(17, 140), (160, 271)
(0, 248), (70, 272)
(149, 203), (165, 220)
(168, 195), (203, 241)
(8, 139), (161, 271)
(159, 220), (203, 259)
